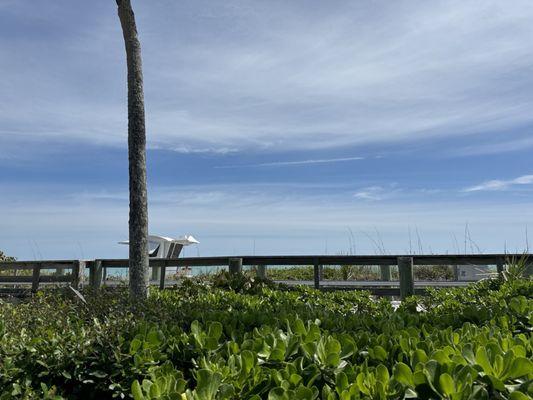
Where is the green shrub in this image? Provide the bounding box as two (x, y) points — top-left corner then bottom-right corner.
(0, 279), (531, 399)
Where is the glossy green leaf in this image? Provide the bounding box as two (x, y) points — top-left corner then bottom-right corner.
(507, 357), (533, 379)
(394, 362), (414, 387)
(131, 381), (145, 400)
(438, 373), (455, 396)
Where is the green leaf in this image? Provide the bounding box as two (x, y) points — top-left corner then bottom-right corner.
(268, 387), (289, 400)
(90, 370), (107, 378)
(293, 319), (306, 336)
(376, 364), (390, 384)
(509, 392), (530, 400)
(11, 384), (21, 396)
(322, 384), (336, 400)
(241, 350), (255, 374)
(356, 373), (371, 395)
(335, 372), (349, 393)
(130, 338), (142, 354)
(372, 345), (388, 361)
(289, 374), (303, 386)
(485, 375), (505, 392)
(131, 381), (145, 400)
(393, 362), (414, 387)
(475, 347), (493, 375)
(339, 335), (356, 359)
(147, 329), (161, 346)
(438, 373), (455, 396)
(208, 321), (223, 340)
(507, 357), (533, 379)
(317, 337), (341, 367)
(195, 369), (222, 400)
(412, 349), (428, 367)
(293, 386), (315, 399)
(461, 343), (476, 365)
(218, 383), (235, 399)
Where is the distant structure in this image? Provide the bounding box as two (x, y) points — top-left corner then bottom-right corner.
(119, 234), (199, 280)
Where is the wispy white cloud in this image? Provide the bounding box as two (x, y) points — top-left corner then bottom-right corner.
(452, 136), (533, 157)
(352, 184), (409, 201)
(156, 145), (239, 155)
(2, 1), (533, 154)
(216, 156), (364, 168)
(464, 174), (533, 192)
(353, 186), (389, 201)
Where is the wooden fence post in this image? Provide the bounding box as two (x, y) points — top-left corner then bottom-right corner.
(159, 263), (166, 290)
(31, 264), (41, 293)
(71, 260), (82, 289)
(229, 258), (243, 275)
(89, 260), (103, 289)
(256, 265), (266, 279)
(496, 261), (504, 278)
(380, 264), (391, 281)
(398, 257), (414, 300)
(88, 262), (94, 288)
(313, 259), (320, 289)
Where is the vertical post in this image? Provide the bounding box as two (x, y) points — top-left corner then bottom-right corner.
(398, 257), (414, 300)
(56, 266), (65, 276)
(380, 264), (392, 281)
(453, 265), (459, 281)
(256, 265), (266, 279)
(496, 261), (504, 278)
(159, 263), (166, 290)
(31, 264), (41, 293)
(229, 258), (243, 275)
(72, 260), (81, 289)
(79, 260), (86, 288)
(88, 261), (94, 288)
(313, 259), (320, 289)
(90, 260), (103, 289)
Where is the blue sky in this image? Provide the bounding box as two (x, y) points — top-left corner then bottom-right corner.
(1, 0), (533, 260)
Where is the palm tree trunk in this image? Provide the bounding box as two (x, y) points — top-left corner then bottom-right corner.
(117, 0), (149, 298)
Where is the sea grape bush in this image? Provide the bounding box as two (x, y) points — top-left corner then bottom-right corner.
(0, 278), (531, 399)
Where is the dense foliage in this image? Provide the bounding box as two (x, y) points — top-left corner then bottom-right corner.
(0, 277), (531, 399)
(0, 251), (17, 276)
(265, 265), (454, 281)
(0, 251), (16, 262)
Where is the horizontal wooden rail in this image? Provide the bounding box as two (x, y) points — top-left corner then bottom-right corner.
(0, 261), (76, 270)
(0, 260), (81, 293)
(1, 254), (530, 298)
(0, 275), (73, 283)
(91, 253), (525, 268)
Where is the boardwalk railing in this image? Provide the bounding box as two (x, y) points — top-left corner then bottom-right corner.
(0, 260), (84, 293)
(0, 254), (530, 298)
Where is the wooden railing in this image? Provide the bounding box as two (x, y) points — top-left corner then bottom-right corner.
(0, 260), (83, 293)
(0, 254), (530, 298)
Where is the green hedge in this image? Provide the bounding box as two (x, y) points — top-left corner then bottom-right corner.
(0, 278), (531, 399)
